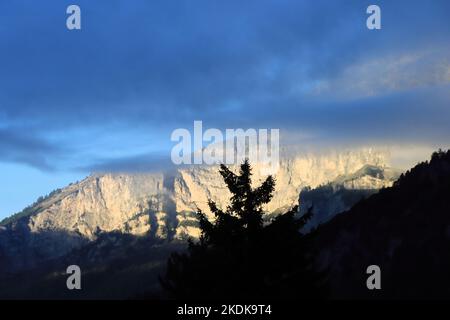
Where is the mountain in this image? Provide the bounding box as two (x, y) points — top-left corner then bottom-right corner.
(0, 148), (394, 275)
(0, 231), (184, 299)
(0, 173), (171, 274)
(300, 164), (400, 230)
(174, 148), (393, 235)
(315, 149), (450, 299)
(2, 148), (448, 299)
(0, 147), (402, 299)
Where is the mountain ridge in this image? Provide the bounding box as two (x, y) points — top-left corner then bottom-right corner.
(315, 149), (450, 298)
(0, 148), (397, 275)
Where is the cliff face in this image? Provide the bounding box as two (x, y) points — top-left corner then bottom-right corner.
(27, 173), (166, 239)
(174, 149), (390, 237)
(0, 173), (168, 272)
(299, 164), (400, 230)
(175, 149), (388, 212)
(0, 148), (394, 272)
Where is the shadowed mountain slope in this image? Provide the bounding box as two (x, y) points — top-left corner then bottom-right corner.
(316, 150), (450, 299)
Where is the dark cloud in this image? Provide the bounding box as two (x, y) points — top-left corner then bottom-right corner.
(0, 0), (449, 171)
(0, 129), (62, 170)
(76, 152), (175, 174)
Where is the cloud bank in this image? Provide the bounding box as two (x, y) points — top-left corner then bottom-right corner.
(0, 0), (449, 172)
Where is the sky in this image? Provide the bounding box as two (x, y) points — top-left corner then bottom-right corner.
(1, 0), (450, 219)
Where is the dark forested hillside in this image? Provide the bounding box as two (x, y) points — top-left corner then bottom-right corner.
(315, 150), (450, 299)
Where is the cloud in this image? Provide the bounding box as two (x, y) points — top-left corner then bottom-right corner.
(0, 0), (449, 172)
(308, 50), (450, 99)
(0, 128), (62, 170)
(75, 152), (175, 174)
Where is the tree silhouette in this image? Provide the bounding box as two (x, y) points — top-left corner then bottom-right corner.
(160, 160), (326, 299)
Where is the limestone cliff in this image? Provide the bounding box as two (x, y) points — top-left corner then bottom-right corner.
(0, 148), (396, 272)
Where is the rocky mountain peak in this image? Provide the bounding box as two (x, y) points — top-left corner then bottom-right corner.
(0, 147), (397, 273)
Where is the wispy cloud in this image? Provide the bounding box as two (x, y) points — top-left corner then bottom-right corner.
(0, 128), (62, 170)
(309, 49), (450, 99)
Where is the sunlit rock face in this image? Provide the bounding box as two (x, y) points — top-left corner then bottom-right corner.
(299, 164), (401, 231)
(0, 173), (168, 272)
(0, 147), (396, 270)
(27, 173), (166, 239)
(171, 148), (392, 238)
(174, 148), (390, 215)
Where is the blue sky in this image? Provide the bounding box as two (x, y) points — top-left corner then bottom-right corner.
(1, 0), (450, 219)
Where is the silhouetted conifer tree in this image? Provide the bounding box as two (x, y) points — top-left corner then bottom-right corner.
(160, 160), (327, 299)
